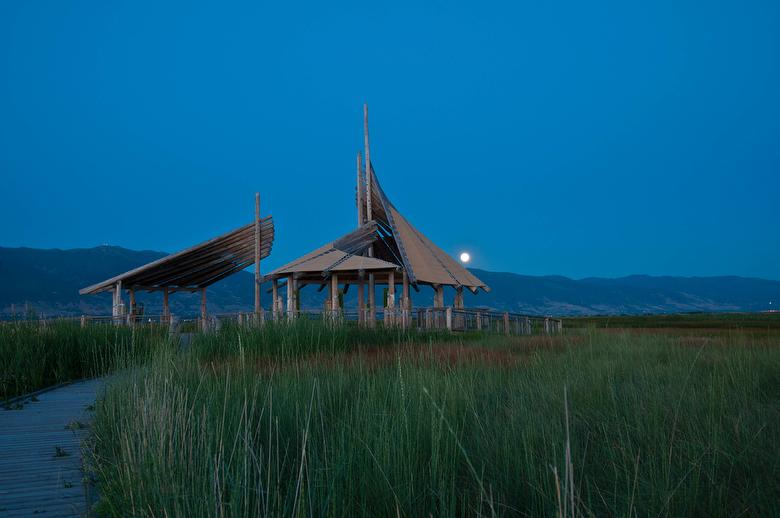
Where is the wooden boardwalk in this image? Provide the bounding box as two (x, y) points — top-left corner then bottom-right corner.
(0, 379), (103, 517)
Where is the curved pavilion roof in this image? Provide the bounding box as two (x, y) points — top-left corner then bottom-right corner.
(269, 165), (489, 293)
(80, 217), (274, 295)
(368, 166), (489, 292)
(265, 222), (399, 281)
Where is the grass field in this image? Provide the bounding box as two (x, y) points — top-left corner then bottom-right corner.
(83, 318), (779, 517)
(564, 311), (780, 329)
(0, 321), (172, 400)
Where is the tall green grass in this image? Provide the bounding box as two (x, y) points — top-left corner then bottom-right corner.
(565, 312), (780, 329)
(191, 319), (455, 362)
(0, 321), (173, 400)
(90, 328), (780, 516)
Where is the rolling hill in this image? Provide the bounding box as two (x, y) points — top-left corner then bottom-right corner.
(0, 246), (777, 317)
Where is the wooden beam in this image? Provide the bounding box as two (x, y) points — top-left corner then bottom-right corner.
(254, 192), (261, 320)
(272, 279), (278, 320)
(80, 218), (273, 294)
(201, 288), (207, 332)
(356, 151), (364, 225)
(331, 273), (339, 319)
(357, 279), (364, 325)
(434, 285), (444, 308)
(286, 275), (294, 318)
(162, 288), (170, 321)
(387, 270), (395, 325)
(368, 273), (375, 327)
(364, 103), (372, 222)
(402, 269), (410, 328)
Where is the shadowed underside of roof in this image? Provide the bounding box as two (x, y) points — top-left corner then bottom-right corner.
(368, 166), (489, 292)
(266, 222), (399, 278)
(79, 217), (274, 294)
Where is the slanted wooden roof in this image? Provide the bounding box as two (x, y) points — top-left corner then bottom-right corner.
(367, 166), (489, 292)
(79, 217), (274, 294)
(266, 222), (398, 279)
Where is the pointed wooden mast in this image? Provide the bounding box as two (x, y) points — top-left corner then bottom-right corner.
(254, 192), (262, 322)
(356, 150), (365, 324)
(356, 151), (364, 225)
(364, 103), (372, 226)
(364, 103), (375, 326)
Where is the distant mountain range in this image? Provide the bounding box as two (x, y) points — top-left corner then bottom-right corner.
(0, 245), (777, 317)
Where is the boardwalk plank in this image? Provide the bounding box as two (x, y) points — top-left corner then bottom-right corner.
(0, 379), (103, 518)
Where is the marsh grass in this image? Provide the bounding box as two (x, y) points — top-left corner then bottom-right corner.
(89, 326), (780, 516)
(191, 318), (456, 362)
(0, 321), (173, 399)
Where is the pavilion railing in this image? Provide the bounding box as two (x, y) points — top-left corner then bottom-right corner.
(2, 308), (563, 336)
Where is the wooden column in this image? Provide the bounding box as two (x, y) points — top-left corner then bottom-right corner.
(387, 270), (395, 326)
(286, 276), (294, 318)
(162, 288), (170, 323)
(504, 312), (511, 335)
(254, 192), (262, 324)
(356, 151), (364, 225)
(357, 273), (365, 325)
(331, 273), (339, 320)
(435, 284), (443, 328)
(128, 288), (136, 325)
(368, 273), (375, 327)
(113, 281), (123, 325)
(402, 270), (410, 328)
(364, 104), (376, 327)
(455, 287), (464, 309)
(364, 104), (372, 221)
(272, 279), (279, 321)
(201, 288), (208, 332)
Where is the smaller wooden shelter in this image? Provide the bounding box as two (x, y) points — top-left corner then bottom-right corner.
(80, 194), (273, 326)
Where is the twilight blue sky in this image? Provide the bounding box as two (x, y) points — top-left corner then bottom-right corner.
(1, 0), (778, 279)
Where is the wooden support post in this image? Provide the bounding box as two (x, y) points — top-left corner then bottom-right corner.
(504, 312), (510, 335)
(364, 104), (372, 221)
(162, 288), (170, 323)
(387, 270), (395, 326)
(455, 287), (463, 309)
(254, 193), (263, 325)
(402, 270), (410, 328)
(357, 275), (365, 326)
(80, 315), (86, 328)
(544, 317), (550, 334)
(128, 288), (136, 325)
(434, 285), (444, 328)
(272, 279), (279, 321)
(368, 273), (375, 327)
(331, 273), (339, 321)
(476, 311), (482, 330)
(445, 307), (452, 331)
(201, 288), (208, 332)
(113, 281), (123, 325)
(357, 151), (364, 225)
(286, 276), (294, 319)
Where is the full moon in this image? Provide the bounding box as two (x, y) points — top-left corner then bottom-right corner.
(459, 252), (471, 263)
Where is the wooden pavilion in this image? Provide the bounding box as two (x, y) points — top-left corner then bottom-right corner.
(263, 105), (489, 326)
(80, 194), (273, 327)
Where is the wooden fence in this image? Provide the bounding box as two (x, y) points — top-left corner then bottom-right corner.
(2, 308), (563, 336)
